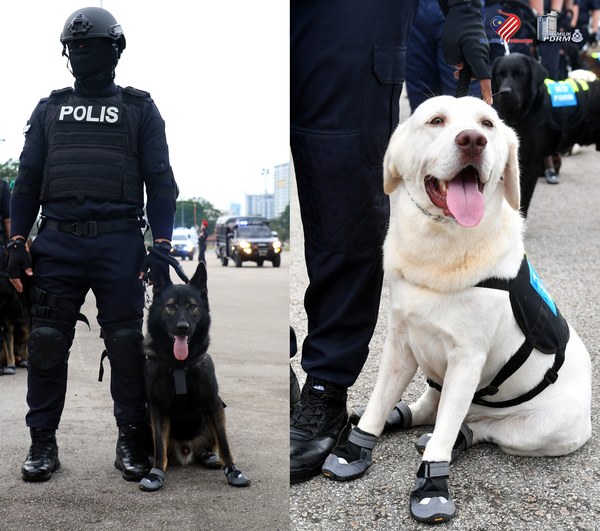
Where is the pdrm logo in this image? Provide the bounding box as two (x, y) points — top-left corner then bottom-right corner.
(490, 11), (522, 42)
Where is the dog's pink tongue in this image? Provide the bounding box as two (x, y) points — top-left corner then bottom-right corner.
(173, 336), (189, 361)
(446, 172), (484, 227)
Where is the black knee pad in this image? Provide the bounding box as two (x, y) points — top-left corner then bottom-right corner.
(104, 329), (144, 371)
(28, 327), (72, 373)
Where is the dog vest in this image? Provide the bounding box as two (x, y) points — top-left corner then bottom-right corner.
(427, 255), (569, 408)
(543, 78), (591, 151)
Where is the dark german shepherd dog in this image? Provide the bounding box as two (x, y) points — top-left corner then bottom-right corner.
(139, 261), (250, 491)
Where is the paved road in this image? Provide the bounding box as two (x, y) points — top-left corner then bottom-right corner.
(290, 93), (600, 530)
(0, 253), (289, 531)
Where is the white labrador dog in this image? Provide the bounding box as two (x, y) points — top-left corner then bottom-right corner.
(322, 96), (591, 524)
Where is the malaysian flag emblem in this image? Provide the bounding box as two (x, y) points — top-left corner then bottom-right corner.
(490, 11), (522, 42)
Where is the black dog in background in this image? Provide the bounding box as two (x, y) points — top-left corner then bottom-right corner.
(139, 261), (250, 491)
(492, 53), (600, 217)
(0, 271), (31, 374)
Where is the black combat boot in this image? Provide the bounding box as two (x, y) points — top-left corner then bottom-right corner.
(21, 428), (60, 482)
(114, 423), (151, 481)
(290, 375), (348, 484)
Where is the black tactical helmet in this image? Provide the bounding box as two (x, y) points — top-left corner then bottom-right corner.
(60, 7), (126, 56)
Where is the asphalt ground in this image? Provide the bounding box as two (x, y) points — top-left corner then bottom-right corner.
(0, 252), (289, 530)
(290, 92), (600, 531)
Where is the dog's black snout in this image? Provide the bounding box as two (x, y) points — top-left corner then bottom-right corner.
(455, 129), (487, 156)
(175, 321), (190, 335)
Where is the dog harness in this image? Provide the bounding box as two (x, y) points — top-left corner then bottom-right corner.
(427, 255), (569, 408)
(143, 351), (208, 395)
(543, 78), (592, 152)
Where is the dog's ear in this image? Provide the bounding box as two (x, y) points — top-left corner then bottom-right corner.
(383, 124), (405, 194)
(502, 126), (521, 210)
(190, 261), (208, 296)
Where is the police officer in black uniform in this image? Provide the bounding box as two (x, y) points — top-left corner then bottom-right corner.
(7, 7), (178, 483)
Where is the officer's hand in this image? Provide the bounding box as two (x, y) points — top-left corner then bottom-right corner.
(7, 237), (33, 293)
(139, 240), (172, 283)
(441, 0), (493, 104)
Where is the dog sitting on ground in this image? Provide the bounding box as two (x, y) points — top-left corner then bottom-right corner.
(492, 52), (600, 217)
(138, 261), (250, 491)
(321, 96), (592, 524)
(0, 271), (31, 374)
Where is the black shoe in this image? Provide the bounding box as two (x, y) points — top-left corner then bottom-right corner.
(114, 424), (151, 481)
(22, 428), (60, 482)
(290, 376), (348, 484)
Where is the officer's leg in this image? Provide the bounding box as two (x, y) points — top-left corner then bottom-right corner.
(22, 228), (88, 482)
(23, 308), (77, 482)
(290, 0), (418, 484)
(406, 0), (443, 112)
(91, 231), (148, 480)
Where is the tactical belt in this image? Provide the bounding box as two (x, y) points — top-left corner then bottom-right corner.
(43, 218), (146, 237)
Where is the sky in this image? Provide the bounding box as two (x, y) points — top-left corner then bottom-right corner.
(0, 1), (290, 213)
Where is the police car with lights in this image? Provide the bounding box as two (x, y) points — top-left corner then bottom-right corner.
(215, 216), (281, 267)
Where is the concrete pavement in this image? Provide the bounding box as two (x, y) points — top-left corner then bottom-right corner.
(0, 254), (289, 530)
(290, 93), (600, 530)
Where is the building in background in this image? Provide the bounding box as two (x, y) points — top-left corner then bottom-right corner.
(246, 193), (274, 219)
(244, 162), (290, 219)
(273, 162), (290, 218)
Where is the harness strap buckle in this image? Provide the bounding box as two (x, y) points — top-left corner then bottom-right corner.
(544, 368), (559, 385)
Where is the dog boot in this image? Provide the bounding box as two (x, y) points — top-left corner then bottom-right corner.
(114, 423), (151, 481)
(410, 460), (455, 524)
(139, 467), (166, 492)
(224, 464), (251, 487)
(322, 425), (378, 481)
(415, 423), (473, 463)
(22, 428), (60, 482)
(544, 168), (559, 184)
(198, 451), (222, 469)
(349, 400), (412, 432)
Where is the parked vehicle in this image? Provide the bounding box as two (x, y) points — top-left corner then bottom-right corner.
(170, 230), (197, 260)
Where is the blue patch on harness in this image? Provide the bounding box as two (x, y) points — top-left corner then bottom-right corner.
(545, 80), (577, 107)
(528, 259), (557, 315)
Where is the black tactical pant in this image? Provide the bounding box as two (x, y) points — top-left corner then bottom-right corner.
(290, 0), (418, 387)
(26, 226), (146, 429)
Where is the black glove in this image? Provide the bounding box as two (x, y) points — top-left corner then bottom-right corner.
(440, 0), (491, 81)
(6, 238), (31, 280)
(140, 241), (189, 285)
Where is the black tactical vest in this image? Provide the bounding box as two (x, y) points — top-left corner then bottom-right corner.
(41, 87), (147, 205)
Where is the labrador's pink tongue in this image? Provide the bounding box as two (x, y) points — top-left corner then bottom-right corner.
(446, 172), (484, 227)
(174, 336), (189, 361)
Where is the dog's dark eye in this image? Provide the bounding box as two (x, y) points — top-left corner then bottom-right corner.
(482, 119), (494, 128)
(428, 117), (444, 126)
(164, 303), (177, 315)
(187, 303), (199, 314)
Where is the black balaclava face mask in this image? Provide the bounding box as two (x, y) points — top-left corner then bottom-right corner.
(68, 40), (118, 94)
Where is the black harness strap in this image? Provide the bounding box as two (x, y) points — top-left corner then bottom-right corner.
(30, 285), (90, 329)
(427, 255), (568, 408)
(144, 351), (208, 395)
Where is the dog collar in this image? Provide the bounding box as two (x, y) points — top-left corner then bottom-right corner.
(406, 190), (455, 223)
